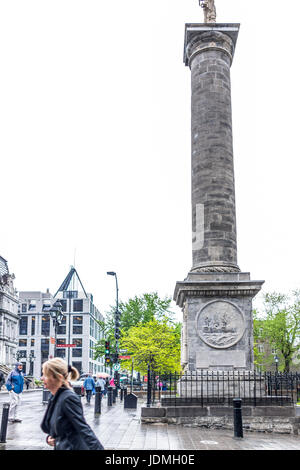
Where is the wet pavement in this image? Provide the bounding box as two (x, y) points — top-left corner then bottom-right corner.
(1, 390), (300, 450)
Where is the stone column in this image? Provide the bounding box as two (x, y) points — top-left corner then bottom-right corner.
(174, 24), (264, 373)
(186, 25), (240, 273)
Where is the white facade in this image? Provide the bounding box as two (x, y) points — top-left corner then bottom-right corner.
(0, 256), (19, 367)
(17, 270), (108, 377)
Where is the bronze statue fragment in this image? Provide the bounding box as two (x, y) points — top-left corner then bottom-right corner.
(199, 0), (217, 23)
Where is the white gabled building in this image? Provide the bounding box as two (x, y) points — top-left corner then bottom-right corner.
(0, 256), (19, 368)
(17, 267), (108, 377)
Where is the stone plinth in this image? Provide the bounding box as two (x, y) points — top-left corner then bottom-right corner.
(174, 271), (264, 371)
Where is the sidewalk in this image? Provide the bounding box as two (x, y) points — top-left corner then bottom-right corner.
(1, 391), (300, 450)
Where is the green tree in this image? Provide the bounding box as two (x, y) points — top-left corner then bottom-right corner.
(253, 291), (300, 372)
(120, 318), (181, 374)
(93, 292), (175, 360)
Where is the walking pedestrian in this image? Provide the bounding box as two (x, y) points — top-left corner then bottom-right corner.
(0, 371), (5, 390)
(95, 376), (106, 397)
(25, 377), (31, 390)
(5, 362), (24, 423)
(109, 377), (115, 387)
(83, 373), (95, 404)
(41, 358), (104, 450)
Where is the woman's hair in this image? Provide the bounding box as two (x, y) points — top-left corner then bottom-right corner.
(42, 358), (79, 383)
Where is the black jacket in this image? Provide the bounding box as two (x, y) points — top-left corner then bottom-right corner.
(41, 386), (104, 450)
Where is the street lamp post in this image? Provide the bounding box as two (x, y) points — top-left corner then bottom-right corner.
(107, 271), (120, 385)
(274, 355), (279, 373)
(28, 351), (35, 376)
(49, 300), (64, 357)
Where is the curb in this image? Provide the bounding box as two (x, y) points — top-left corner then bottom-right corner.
(0, 388), (43, 395)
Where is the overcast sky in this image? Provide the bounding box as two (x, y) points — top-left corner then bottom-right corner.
(1, 0), (299, 320)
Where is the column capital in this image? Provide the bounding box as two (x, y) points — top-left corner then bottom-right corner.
(184, 23), (240, 67)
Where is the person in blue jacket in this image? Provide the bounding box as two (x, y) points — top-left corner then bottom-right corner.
(83, 373), (95, 404)
(6, 362), (24, 423)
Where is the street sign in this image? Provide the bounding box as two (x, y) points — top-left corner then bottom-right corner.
(119, 355), (131, 360)
(119, 349), (127, 353)
(112, 363), (121, 371)
(56, 344), (76, 348)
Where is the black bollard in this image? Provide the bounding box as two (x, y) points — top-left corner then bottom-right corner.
(107, 386), (113, 407)
(146, 365), (151, 408)
(94, 386), (102, 417)
(233, 398), (243, 439)
(112, 387), (116, 403)
(42, 387), (50, 404)
(0, 403), (10, 443)
(120, 387), (124, 401)
(124, 387), (127, 398)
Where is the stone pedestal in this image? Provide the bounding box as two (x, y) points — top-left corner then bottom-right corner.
(174, 272), (264, 371)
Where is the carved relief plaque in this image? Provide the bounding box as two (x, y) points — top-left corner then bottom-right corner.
(196, 300), (245, 349)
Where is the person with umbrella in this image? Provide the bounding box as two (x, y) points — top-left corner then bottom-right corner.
(96, 373), (109, 397)
(95, 376), (106, 397)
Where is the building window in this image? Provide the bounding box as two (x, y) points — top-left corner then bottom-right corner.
(31, 316), (36, 335)
(90, 318), (94, 337)
(60, 300), (67, 312)
(73, 299), (83, 312)
(57, 315), (66, 335)
(63, 290), (78, 299)
(73, 325), (82, 334)
(19, 316), (28, 335)
(31, 339), (35, 347)
(21, 304), (27, 313)
(72, 361), (82, 375)
(56, 338), (66, 358)
(18, 350), (27, 358)
(72, 338), (82, 358)
(41, 315), (50, 336)
(19, 339), (27, 347)
(28, 300), (36, 311)
(73, 316), (82, 335)
(41, 338), (49, 362)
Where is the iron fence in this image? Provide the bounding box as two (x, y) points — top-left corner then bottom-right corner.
(146, 371), (300, 407)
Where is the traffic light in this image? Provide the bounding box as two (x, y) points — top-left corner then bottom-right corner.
(105, 340), (110, 364)
(115, 310), (121, 340)
(112, 352), (119, 363)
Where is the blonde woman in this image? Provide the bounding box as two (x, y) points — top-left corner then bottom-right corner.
(40, 358), (104, 450)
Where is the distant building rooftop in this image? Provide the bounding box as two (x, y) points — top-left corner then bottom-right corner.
(0, 256), (9, 277)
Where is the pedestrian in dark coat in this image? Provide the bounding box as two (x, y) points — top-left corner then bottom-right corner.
(40, 358), (104, 450)
(0, 371), (5, 389)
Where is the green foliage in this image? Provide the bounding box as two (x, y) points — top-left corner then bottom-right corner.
(34, 378), (43, 388)
(93, 292), (177, 361)
(120, 318), (182, 374)
(253, 291), (300, 372)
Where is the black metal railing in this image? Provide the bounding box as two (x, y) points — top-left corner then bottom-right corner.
(146, 371), (300, 407)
